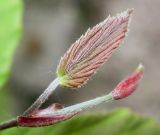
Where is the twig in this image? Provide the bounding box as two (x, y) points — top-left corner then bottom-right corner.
(55, 93), (113, 115)
(0, 119), (18, 130)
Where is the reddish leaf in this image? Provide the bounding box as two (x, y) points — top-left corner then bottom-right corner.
(57, 9), (133, 88)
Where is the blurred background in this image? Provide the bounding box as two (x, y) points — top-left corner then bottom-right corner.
(4, 0), (160, 121)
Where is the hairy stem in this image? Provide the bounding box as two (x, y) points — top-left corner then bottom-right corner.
(0, 119), (18, 130)
(23, 78), (59, 116)
(55, 93), (113, 115)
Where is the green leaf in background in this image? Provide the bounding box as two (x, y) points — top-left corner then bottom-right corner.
(0, 0), (22, 88)
(0, 108), (160, 135)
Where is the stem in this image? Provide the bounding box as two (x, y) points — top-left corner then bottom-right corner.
(55, 93), (113, 115)
(23, 78), (59, 116)
(0, 119), (18, 130)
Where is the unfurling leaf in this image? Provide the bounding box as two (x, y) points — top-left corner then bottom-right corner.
(57, 9), (133, 88)
(112, 64), (144, 100)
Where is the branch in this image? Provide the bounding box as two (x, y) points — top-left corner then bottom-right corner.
(0, 119), (17, 130)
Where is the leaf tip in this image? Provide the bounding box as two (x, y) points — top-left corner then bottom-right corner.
(136, 63), (144, 73)
(127, 8), (134, 15)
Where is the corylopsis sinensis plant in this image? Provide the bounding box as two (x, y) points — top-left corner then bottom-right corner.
(0, 9), (144, 130)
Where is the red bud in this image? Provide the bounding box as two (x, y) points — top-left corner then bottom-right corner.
(112, 64), (144, 100)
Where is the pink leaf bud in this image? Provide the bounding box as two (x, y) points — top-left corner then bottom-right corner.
(112, 64), (144, 100)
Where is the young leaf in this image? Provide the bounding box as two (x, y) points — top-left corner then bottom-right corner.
(57, 9), (133, 88)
